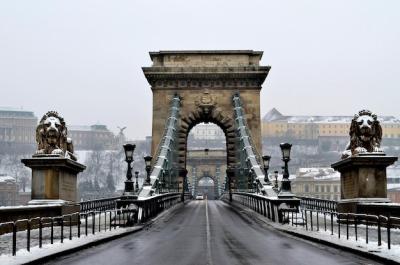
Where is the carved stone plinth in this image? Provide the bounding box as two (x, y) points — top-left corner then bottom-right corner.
(331, 154), (397, 213)
(22, 156), (86, 204)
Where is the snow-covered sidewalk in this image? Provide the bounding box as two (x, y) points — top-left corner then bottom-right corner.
(229, 200), (400, 264)
(0, 226), (142, 265)
(0, 211), (132, 257)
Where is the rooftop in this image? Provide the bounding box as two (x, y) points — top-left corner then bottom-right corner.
(263, 108), (400, 124)
(0, 107), (36, 118)
(296, 168), (340, 180)
(0, 175), (16, 183)
(69, 124), (110, 132)
(148, 50), (264, 67)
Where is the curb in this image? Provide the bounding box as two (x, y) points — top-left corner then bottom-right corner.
(224, 199), (400, 265)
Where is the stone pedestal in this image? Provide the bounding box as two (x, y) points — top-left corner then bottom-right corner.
(22, 156), (86, 204)
(331, 154), (397, 213)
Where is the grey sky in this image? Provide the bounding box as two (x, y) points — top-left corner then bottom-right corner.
(1, 0), (399, 139)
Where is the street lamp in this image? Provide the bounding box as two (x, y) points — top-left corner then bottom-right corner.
(262, 155), (271, 185)
(226, 167), (235, 202)
(278, 143), (294, 198)
(273, 170), (279, 191)
(123, 143), (136, 195)
(143, 155), (152, 186)
(179, 168), (188, 202)
(135, 171), (139, 192)
(204, 148), (209, 156)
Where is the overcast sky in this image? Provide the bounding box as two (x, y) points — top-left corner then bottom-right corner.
(1, 0), (399, 139)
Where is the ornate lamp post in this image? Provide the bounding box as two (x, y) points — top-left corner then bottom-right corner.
(143, 155), (152, 186)
(179, 168), (188, 202)
(226, 167), (235, 202)
(123, 143), (136, 195)
(135, 171), (139, 192)
(273, 170), (279, 192)
(262, 155), (271, 185)
(278, 143), (294, 198)
(204, 148), (209, 156)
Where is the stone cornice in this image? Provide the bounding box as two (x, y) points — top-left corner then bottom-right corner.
(142, 66), (270, 88)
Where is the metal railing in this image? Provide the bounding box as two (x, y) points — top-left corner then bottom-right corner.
(0, 208), (136, 256)
(80, 197), (120, 213)
(225, 192), (300, 223)
(281, 208), (400, 250)
(298, 196), (338, 212)
(136, 193), (181, 223)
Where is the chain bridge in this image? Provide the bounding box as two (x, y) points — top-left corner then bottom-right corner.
(1, 51), (396, 265)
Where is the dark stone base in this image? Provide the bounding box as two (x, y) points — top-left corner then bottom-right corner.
(357, 202), (400, 218)
(337, 198), (390, 214)
(21, 157), (85, 202)
(332, 155), (397, 200)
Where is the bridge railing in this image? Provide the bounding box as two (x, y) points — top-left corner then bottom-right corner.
(80, 197), (120, 213)
(225, 192), (300, 223)
(0, 208), (137, 256)
(135, 193), (181, 223)
(297, 196), (338, 213)
(281, 208), (400, 250)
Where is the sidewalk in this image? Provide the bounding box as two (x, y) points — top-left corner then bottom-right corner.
(226, 199), (400, 265)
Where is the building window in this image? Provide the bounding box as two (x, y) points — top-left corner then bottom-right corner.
(326, 186), (330, 192)
(321, 186), (325, 192)
(315, 185), (319, 192)
(304, 184), (309, 193)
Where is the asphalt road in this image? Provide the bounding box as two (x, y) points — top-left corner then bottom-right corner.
(45, 200), (382, 265)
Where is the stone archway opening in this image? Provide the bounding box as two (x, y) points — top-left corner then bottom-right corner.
(186, 122), (227, 200)
(197, 176), (216, 200)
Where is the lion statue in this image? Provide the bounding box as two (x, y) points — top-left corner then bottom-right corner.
(341, 110), (383, 159)
(34, 111), (76, 161)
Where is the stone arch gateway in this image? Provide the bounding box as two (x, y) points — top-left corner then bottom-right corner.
(142, 50), (270, 170)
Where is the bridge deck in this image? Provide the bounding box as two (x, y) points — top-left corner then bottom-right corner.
(45, 200), (382, 265)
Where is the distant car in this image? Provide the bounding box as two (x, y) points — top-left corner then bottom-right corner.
(195, 194), (204, 200)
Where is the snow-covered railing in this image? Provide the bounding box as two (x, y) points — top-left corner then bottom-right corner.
(281, 208), (400, 250)
(0, 208), (136, 256)
(135, 192), (181, 223)
(298, 196), (338, 212)
(232, 93), (274, 196)
(80, 197), (120, 213)
(225, 192), (300, 223)
(138, 94), (181, 198)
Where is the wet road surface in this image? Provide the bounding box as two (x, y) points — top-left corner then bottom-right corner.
(45, 200), (382, 265)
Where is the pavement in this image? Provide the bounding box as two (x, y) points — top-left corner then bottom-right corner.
(44, 199), (384, 265)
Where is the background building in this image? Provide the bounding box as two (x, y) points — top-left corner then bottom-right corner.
(187, 123), (226, 150)
(0, 174), (18, 206)
(262, 108), (400, 148)
(69, 124), (116, 150)
(0, 107), (37, 154)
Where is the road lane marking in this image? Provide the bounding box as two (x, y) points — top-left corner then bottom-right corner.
(206, 198), (213, 265)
